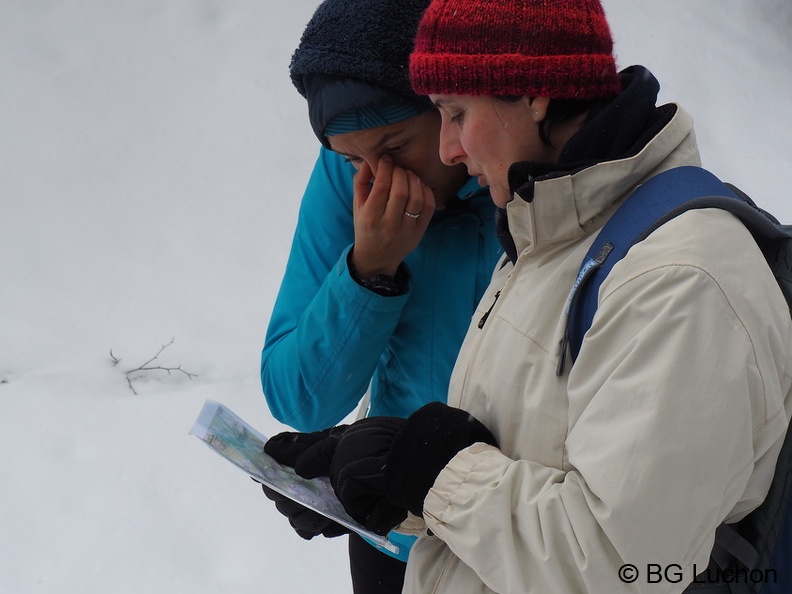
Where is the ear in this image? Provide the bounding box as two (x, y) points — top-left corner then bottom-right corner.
(524, 97), (551, 122)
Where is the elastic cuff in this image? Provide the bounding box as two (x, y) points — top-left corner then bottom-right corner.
(385, 403), (498, 516)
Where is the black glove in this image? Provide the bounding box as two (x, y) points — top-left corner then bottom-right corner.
(274, 403), (498, 536)
(260, 484), (348, 540)
(345, 403), (498, 520)
(322, 416), (410, 536)
(264, 425), (348, 476)
(262, 426), (349, 540)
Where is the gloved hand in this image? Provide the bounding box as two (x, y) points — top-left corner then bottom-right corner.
(267, 403), (498, 536)
(262, 425), (349, 540)
(260, 484), (348, 540)
(264, 425), (348, 476)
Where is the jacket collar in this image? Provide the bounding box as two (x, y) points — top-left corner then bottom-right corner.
(497, 66), (701, 262)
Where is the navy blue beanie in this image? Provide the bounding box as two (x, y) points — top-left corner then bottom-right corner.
(290, 0), (433, 145)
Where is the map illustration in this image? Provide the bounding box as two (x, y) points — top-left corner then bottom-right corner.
(190, 400), (398, 554)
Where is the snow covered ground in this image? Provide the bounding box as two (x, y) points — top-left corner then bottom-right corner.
(2, 1), (790, 592)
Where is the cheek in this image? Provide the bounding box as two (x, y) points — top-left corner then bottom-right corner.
(466, 124), (516, 180)
(394, 146), (436, 177)
(459, 121), (492, 163)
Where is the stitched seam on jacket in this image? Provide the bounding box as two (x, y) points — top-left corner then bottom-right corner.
(600, 262), (770, 425)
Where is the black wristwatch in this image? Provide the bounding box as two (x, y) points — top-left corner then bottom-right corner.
(357, 273), (405, 296)
(349, 255), (409, 297)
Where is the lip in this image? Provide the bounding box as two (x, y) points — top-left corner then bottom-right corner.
(475, 174), (487, 187)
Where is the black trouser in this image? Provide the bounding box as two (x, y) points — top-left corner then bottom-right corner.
(349, 533), (406, 594)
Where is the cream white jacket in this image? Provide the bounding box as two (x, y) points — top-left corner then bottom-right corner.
(401, 106), (792, 594)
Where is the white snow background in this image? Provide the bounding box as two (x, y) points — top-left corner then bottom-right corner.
(2, 1), (791, 592)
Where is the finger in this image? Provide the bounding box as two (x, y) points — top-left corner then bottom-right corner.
(261, 484), (290, 504)
(288, 508), (336, 539)
(263, 484), (336, 535)
(401, 170), (425, 220)
(274, 497), (311, 519)
(264, 429), (333, 467)
(352, 161), (374, 214)
(382, 164), (410, 219)
(321, 523), (350, 539)
(368, 500), (408, 536)
(334, 474), (407, 536)
(361, 156), (394, 217)
(262, 486), (312, 521)
(294, 430), (344, 479)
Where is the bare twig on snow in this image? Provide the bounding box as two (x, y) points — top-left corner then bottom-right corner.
(109, 338), (197, 395)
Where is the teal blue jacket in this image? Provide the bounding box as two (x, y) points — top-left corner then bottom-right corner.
(261, 147), (501, 560)
(261, 146), (501, 428)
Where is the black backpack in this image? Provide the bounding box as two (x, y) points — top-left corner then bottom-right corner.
(562, 166), (792, 594)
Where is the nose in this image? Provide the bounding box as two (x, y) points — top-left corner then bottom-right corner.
(438, 120), (465, 167)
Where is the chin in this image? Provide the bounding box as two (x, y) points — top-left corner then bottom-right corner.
(491, 188), (512, 208)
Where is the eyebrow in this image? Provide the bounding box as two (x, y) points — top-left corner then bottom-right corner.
(333, 129), (407, 159)
(370, 130), (406, 152)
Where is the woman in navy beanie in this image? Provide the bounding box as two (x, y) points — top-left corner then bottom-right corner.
(259, 0), (501, 591)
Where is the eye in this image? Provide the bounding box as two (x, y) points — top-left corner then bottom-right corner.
(385, 143), (407, 156)
(343, 156), (364, 169)
(449, 111), (465, 125)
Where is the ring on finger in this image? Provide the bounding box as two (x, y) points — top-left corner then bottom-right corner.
(404, 210), (421, 219)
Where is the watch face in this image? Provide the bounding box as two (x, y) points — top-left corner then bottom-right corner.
(353, 263), (407, 296)
(359, 274), (403, 296)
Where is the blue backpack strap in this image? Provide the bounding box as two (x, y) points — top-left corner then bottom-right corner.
(558, 165), (792, 591)
(558, 166), (742, 375)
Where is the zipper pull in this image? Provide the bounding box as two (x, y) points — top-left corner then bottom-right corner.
(478, 290), (501, 328)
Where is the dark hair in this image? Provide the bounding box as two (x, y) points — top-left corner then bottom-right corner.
(496, 96), (611, 149)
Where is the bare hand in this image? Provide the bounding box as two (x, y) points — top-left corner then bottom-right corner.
(350, 156), (435, 277)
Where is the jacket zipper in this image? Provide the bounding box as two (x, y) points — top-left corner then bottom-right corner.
(478, 290), (501, 328)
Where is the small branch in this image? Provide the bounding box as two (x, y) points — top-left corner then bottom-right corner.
(130, 338), (175, 372)
(110, 338), (198, 394)
(109, 349), (121, 366)
(131, 363), (198, 380)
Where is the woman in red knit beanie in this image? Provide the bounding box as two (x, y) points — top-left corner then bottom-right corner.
(409, 0), (623, 208)
(261, 1), (791, 593)
(380, 1), (784, 592)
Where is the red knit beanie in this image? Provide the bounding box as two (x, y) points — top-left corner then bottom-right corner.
(410, 0), (621, 99)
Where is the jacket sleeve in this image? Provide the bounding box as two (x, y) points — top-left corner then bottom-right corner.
(421, 216), (791, 593)
(261, 147), (410, 432)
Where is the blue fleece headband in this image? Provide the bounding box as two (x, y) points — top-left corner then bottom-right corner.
(325, 103), (426, 136)
(303, 74), (430, 147)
